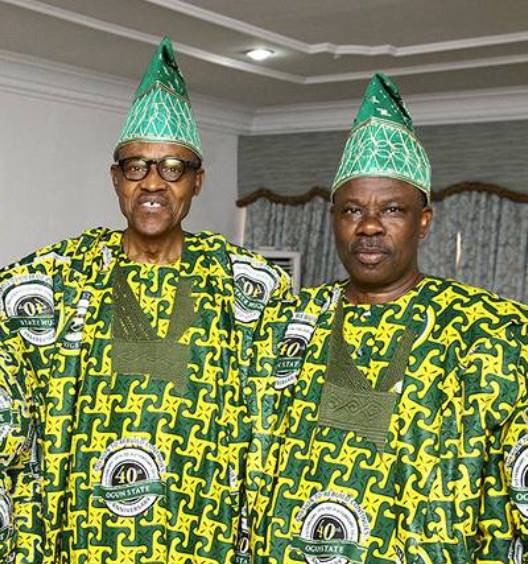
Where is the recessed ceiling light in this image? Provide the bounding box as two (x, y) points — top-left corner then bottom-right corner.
(245, 48), (274, 61)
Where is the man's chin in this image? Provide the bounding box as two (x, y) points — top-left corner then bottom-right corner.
(129, 220), (179, 239)
(345, 263), (393, 286)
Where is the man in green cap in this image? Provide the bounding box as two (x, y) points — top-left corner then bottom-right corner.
(244, 73), (528, 562)
(0, 37), (288, 562)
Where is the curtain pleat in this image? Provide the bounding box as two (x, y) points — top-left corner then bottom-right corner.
(245, 192), (528, 302)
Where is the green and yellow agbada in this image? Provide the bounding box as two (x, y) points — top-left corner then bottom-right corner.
(247, 279), (528, 563)
(244, 74), (528, 563)
(0, 38), (289, 562)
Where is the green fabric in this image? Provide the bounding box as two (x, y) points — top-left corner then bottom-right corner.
(112, 266), (196, 393)
(318, 297), (416, 452)
(93, 479), (165, 503)
(375, 321), (416, 393)
(319, 381), (396, 451)
(291, 535), (366, 561)
(112, 264), (195, 389)
(331, 72), (431, 201)
(115, 36), (203, 158)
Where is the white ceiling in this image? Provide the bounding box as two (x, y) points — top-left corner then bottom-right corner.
(1, 0), (528, 107)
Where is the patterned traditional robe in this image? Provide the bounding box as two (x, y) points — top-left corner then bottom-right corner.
(246, 276), (528, 563)
(0, 227), (289, 563)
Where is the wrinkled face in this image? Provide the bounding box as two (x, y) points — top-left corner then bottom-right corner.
(332, 177), (432, 291)
(111, 141), (204, 238)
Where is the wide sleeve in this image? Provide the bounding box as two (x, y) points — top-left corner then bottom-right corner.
(226, 249), (292, 562)
(0, 249), (64, 562)
(0, 323), (35, 560)
(241, 298), (294, 563)
(476, 321), (528, 562)
(229, 250), (291, 376)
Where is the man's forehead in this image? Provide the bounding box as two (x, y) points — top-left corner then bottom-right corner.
(117, 141), (198, 160)
(335, 177), (421, 202)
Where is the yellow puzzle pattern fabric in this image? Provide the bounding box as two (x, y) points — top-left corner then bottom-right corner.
(0, 227), (289, 563)
(246, 277), (528, 563)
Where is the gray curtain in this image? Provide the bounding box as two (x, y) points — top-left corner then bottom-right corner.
(420, 191), (528, 302)
(244, 196), (345, 287)
(244, 191), (528, 302)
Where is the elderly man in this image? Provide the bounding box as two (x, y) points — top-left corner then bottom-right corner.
(0, 37), (288, 562)
(245, 73), (528, 563)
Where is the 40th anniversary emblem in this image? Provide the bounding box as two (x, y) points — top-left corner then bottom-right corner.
(292, 490), (370, 564)
(93, 438), (166, 517)
(0, 274), (55, 346)
(507, 434), (528, 517)
(274, 312), (317, 389)
(231, 255), (279, 323)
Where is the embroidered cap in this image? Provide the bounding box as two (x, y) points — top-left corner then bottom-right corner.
(331, 73), (431, 202)
(115, 36), (203, 159)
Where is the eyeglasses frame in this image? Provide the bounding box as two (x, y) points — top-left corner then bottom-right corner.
(115, 156), (202, 182)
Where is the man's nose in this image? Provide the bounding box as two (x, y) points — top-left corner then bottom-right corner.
(140, 163), (166, 190)
(355, 211), (385, 236)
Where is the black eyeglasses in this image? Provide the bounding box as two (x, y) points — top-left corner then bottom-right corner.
(116, 156), (201, 182)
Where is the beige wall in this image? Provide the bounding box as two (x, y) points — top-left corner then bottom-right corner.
(0, 62), (242, 266)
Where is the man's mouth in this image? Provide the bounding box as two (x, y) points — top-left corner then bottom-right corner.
(141, 201), (162, 209)
(352, 246), (390, 265)
(137, 194), (169, 211)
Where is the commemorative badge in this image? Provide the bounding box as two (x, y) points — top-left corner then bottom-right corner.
(0, 274), (55, 346)
(234, 501), (251, 563)
(93, 438), (166, 517)
(274, 312), (317, 389)
(292, 490), (370, 564)
(231, 255), (280, 323)
(507, 434), (528, 517)
(0, 388), (19, 443)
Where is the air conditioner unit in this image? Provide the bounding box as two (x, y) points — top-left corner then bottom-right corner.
(254, 248), (302, 293)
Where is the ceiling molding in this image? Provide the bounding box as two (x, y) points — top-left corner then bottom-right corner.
(304, 53), (528, 84)
(251, 86), (528, 134)
(192, 94), (253, 134)
(4, 0), (528, 85)
(2, 48), (528, 136)
(2, 0), (301, 82)
(0, 48), (132, 112)
(146, 0), (528, 58)
(0, 49), (254, 134)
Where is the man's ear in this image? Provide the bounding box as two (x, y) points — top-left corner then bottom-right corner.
(193, 169), (204, 197)
(419, 206), (433, 239)
(110, 165), (120, 194)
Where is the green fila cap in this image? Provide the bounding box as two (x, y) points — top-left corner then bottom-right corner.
(331, 72), (431, 202)
(115, 37), (203, 159)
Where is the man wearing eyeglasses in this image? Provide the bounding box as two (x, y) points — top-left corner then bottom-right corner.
(0, 37), (288, 562)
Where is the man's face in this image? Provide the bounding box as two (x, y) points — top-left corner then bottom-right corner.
(111, 141), (204, 238)
(332, 177), (432, 291)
